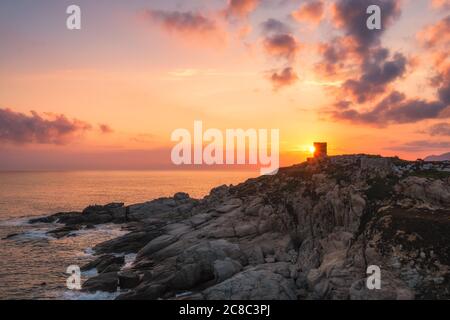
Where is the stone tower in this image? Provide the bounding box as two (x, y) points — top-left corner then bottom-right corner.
(314, 142), (327, 158)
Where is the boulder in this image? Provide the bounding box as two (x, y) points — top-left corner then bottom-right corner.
(118, 271), (141, 289)
(94, 229), (162, 255)
(203, 269), (297, 300)
(81, 254), (125, 273)
(82, 272), (119, 292)
(101, 264), (123, 273)
(174, 192), (190, 201)
(213, 258), (242, 283)
(136, 234), (179, 259)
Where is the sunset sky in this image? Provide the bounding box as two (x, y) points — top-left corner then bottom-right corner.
(0, 0), (449, 170)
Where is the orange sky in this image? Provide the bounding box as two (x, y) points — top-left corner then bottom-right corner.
(0, 0), (449, 170)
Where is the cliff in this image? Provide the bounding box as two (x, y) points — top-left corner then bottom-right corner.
(31, 155), (450, 300)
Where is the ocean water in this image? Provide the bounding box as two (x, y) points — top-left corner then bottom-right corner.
(0, 170), (255, 300)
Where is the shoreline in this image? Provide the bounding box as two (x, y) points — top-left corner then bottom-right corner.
(3, 155), (450, 300)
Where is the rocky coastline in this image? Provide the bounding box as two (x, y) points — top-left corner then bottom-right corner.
(29, 155), (450, 300)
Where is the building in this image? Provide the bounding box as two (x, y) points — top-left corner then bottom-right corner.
(314, 142), (327, 158)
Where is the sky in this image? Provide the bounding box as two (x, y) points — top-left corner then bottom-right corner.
(0, 0), (449, 170)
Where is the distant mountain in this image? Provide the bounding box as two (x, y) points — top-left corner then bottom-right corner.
(425, 152), (450, 161)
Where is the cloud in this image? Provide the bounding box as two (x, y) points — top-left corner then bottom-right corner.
(427, 122), (450, 136)
(316, 0), (402, 77)
(263, 33), (300, 61)
(342, 50), (408, 103)
(417, 16), (449, 95)
(315, 37), (358, 77)
(331, 0), (401, 53)
(259, 16), (302, 90)
(292, 0), (325, 26)
(439, 77), (450, 104)
(417, 16), (450, 108)
(431, 0), (450, 10)
(261, 18), (291, 34)
(261, 19), (300, 89)
(316, 0), (450, 127)
(334, 100), (352, 109)
(0, 108), (91, 145)
(417, 15), (450, 48)
(99, 124), (113, 134)
(140, 9), (219, 37)
(225, 0), (260, 18)
(332, 91), (449, 125)
(384, 140), (450, 152)
(269, 67), (299, 89)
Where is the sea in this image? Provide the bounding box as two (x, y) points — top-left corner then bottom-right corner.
(0, 170), (255, 300)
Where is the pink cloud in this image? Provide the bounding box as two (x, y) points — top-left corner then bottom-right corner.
(269, 67), (299, 89)
(225, 0), (260, 18)
(417, 15), (450, 49)
(0, 108), (92, 145)
(263, 34), (300, 61)
(141, 10), (218, 35)
(99, 124), (114, 134)
(292, 0), (325, 26)
(431, 0), (450, 9)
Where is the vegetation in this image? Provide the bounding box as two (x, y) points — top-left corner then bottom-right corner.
(412, 170), (450, 179)
(365, 175), (398, 201)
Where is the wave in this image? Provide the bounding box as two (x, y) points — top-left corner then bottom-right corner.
(63, 290), (121, 300)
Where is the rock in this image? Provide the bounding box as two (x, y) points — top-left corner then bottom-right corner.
(213, 258), (242, 283)
(82, 203), (120, 214)
(31, 203), (127, 227)
(168, 240), (247, 291)
(118, 271), (141, 289)
(37, 155), (450, 300)
(307, 269), (323, 288)
(253, 262), (292, 279)
(81, 254), (125, 273)
(169, 263), (206, 290)
(295, 272), (308, 289)
(48, 225), (79, 239)
(136, 234), (179, 259)
(245, 246), (265, 265)
(128, 196), (199, 221)
(244, 197), (264, 216)
(235, 223), (258, 237)
(116, 284), (167, 300)
(105, 203), (125, 209)
(203, 269), (297, 300)
(349, 278), (415, 300)
(396, 176), (450, 207)
(2, 233), (19, 240)
(94, 229), (162, 255)
(265, 256), (275, 263)
(174, 192), (190, 201)
(96, 256), (124, 273)
(214, 204), (241, 214)
(359, 157), (394, 178)
(101, 264), (122, 273)
(82, 272), (119, 292)
(29, 212), (80, 224)
(206, 185), (229, 200)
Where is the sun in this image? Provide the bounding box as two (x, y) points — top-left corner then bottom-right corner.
(309, 146), (316, 154)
